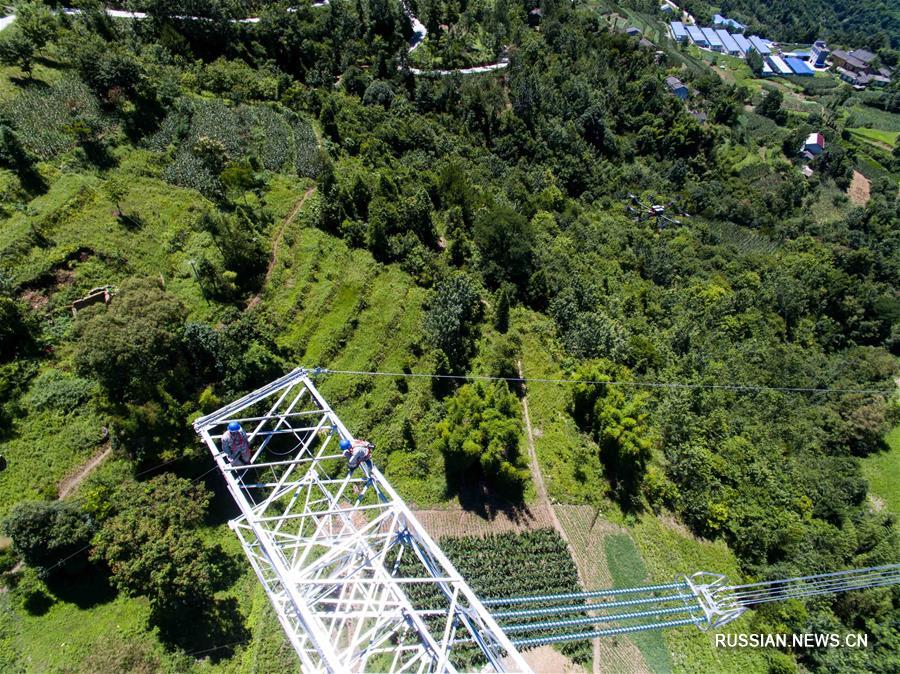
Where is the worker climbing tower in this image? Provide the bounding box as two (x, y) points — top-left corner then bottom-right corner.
(196, 368), (900, 672)
(194, 368), (530, 673)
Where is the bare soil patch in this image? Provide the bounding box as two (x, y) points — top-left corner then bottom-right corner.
(848, 170), (870, 206)
(413, 504), (556, 539)
(509, 645), (589, 674)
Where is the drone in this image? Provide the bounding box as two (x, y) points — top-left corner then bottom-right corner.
(626, 193), (690, 230)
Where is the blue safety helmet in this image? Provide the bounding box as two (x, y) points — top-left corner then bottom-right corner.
(228, 421), (242, 432)
(339, 438), (352, 451)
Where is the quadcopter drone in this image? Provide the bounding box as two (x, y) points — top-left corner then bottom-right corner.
(626, 193), (690, 230)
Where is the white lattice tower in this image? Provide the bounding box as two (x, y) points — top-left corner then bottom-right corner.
(194, 369), (531, 674)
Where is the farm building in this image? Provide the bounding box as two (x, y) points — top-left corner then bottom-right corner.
(701, 27), (724, 52)
(666, 76), (689, 100)
(803, 132), (825, 156)
(713, 13), (745, 30)
(810, 40), (829, 66)
(625, 26), (642, 37)
(831, 50), (868, 74)
(785, 57), (814, 75)
(849, 49), (876, 67)
(669, 21), (688, 41)
(748, 35), (771, 55)
(767, 54), (792, 75)
(732, 33), (753, 54)
(715, 29), (742, 56)
(686, 25), (708, 46)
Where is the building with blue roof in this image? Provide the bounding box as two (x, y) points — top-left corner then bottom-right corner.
(732, 33), (753, 55)
(748, 35), (771, 55)
(701, 27), (724, 51)
(686, 25), (708, 46)
(670, 21), (688, 41)
(810, 40), (829, 67)
(784, 57), (814, 76)
(715, 29), (741, 56)
(713, 13), (745, 30)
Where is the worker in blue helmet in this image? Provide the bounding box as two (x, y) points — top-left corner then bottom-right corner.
(340, 437), (373, 479)
(221, 421), (251, 466)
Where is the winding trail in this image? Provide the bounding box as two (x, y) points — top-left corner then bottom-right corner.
(247, 185), (316, 310)
(58, 446), (111, 499)
(517, 360), (602, 674)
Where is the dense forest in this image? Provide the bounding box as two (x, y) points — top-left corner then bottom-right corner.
(0, 0), (897, 671)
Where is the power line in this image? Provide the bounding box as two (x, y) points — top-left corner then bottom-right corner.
(313, 368), (895, 396)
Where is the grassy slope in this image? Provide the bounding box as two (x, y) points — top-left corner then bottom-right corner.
(0, 146), (461, 672)
(515, 309), (607, 505)
(848, 127), (899, 149)
(862, 425), (900, 523)
(632, 516), (768, 674)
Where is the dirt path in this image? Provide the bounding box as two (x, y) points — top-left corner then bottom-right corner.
(247, 186), (316, 310)
(517, 360), (602, 674)
(848, 170), (870, 206)
(58, 446), (111, 499)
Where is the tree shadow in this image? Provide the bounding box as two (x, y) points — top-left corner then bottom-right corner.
(18, 164), (48, 195)
(45, 566), (117, 609)
(155, 597), (249, 661)
(81, 141), (117, 170)
(116, 211), (145, 231)
(444, 465), (530, 522)
(9, 75), (50, 90)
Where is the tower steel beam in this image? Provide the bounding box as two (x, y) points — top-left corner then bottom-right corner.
(194, 368), (531, 673)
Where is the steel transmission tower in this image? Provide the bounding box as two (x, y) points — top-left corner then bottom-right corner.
(194, 368), (530, 673)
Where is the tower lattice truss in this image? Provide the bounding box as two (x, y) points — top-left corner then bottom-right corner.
(194, 369), (530, 673)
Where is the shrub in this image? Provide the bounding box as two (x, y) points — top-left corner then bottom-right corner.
(25, 369), (97, 414)
(2, 500), (94, 577)
(91, 474), (237, 620)
(423, 272), (483, 373)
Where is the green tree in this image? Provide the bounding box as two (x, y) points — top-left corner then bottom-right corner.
(220, 160), (263, 206)
(15, 2), (55, 52)
(103, 175), (130, 218)
(571, 361), (652, 505)
(423, 273), (484, 372)
(91, 474), (235, 618)
(0, 296), (33, 362)
(473, 203), (536, 290)
(746, 48), (764, 75)
(435, 382), (529, 499)
(0, 3), (56, 77)
(2, 501), (94, 577)
(757, 89), (787, 125)
(72, 278), (188, 400)
(0, 29), (37, 77)
(73, 38), (142, 101)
